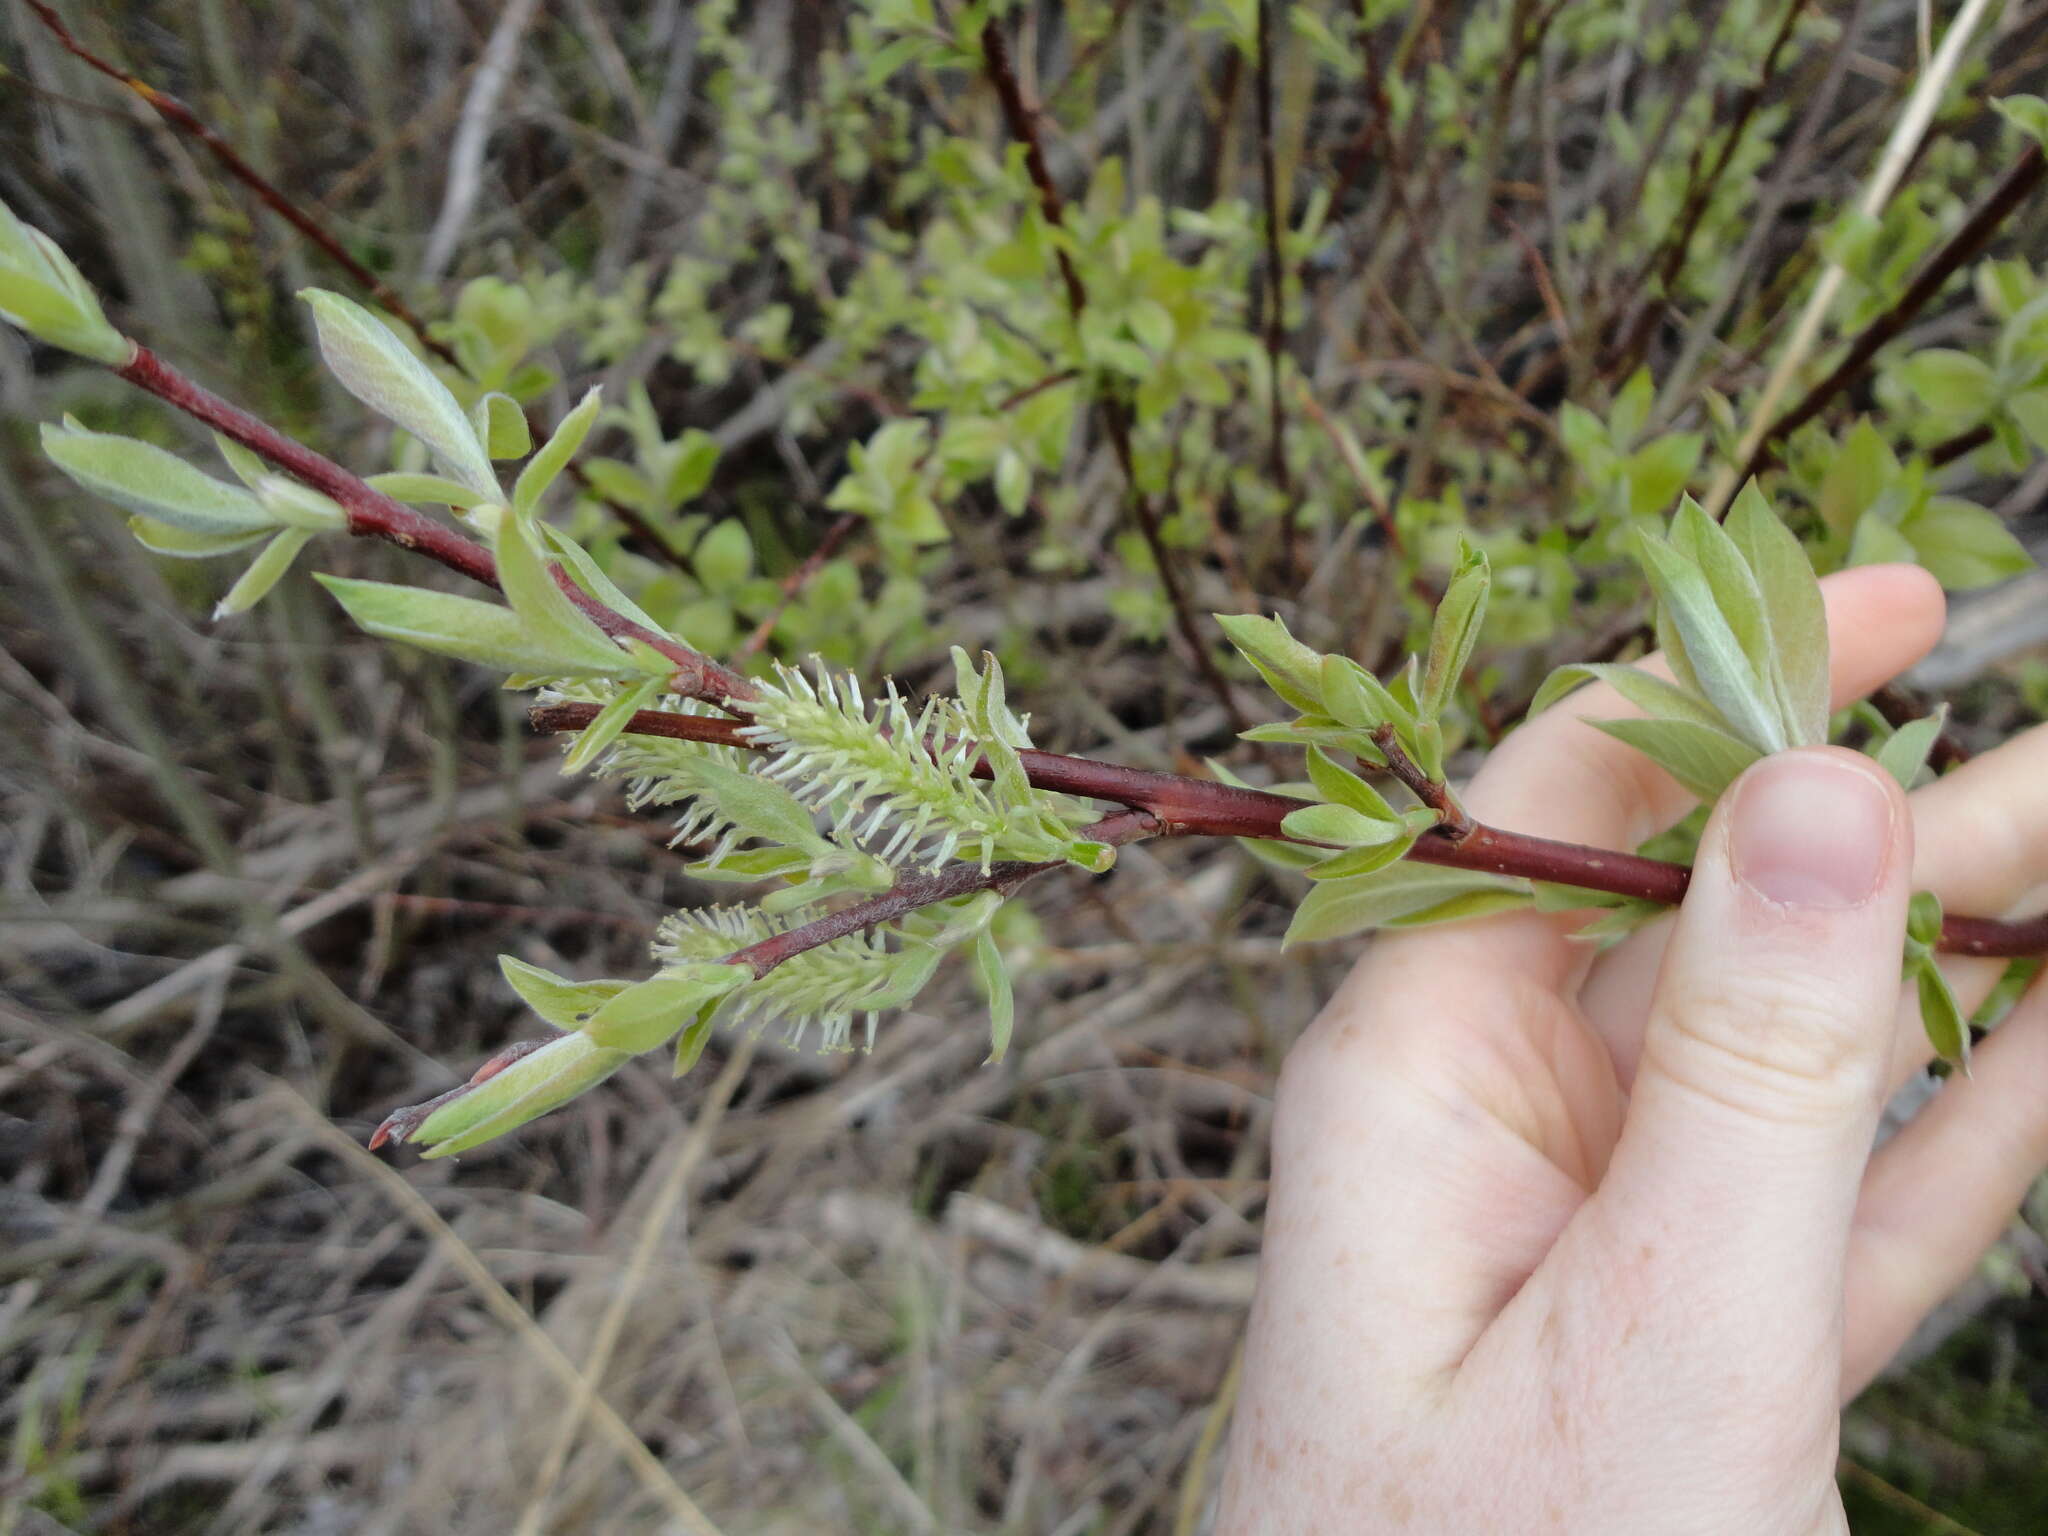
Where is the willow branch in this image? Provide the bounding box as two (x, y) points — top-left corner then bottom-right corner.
(529, 702), (2048, 959)
(113, 345), (755, 704)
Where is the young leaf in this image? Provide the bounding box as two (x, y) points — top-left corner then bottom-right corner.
(1319, 655), (1408, 732)
(1285, 863), (1530, 946)
(1633, 528), (1785, 752)
(300, 289), (498, 497)
(0, 196), (128, 363)
(561, 676), (667, 773)
(368, 471), (490, 508)
(315, 574), (633, 676)
(1305, 746), (1397, 820)
(1914, 958), (1970, 1071)
(493, 508), (638, 673)
(1591, 717), (1762, 802)
(1421, 544), (1490, 719)
(214, 528), (312, 617)
(975, 930), (1015, 1064)
(1528, 662), (1729, 730)
(1874, 705), (1949, 790)
(129, 516), (269, 559)
(1280, 802), (1409, 847)
(580, 963), (751, 1053)
(253, 476), (349, 531)
(514, 386), (604, 514)
(473, 391), (531, 459)
(1215, 612), (1325, 713)
(1724, 482), (1829, 745)
(500, 955), (631, 1030)
(44, 423), (274, 534)
(410, 1032), (633, 1157)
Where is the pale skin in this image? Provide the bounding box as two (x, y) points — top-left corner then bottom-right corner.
(1220, 565), (2048, 1534)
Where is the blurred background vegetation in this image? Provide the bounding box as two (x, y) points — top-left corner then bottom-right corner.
(4, 0), (2048, 1530)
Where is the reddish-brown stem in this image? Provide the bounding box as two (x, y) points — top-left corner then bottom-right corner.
(1604, 0), (1803, 380)
(736, 511), (860, 660)
(1254, 0), (1297, 560)
(25, 0), (462, 370)
(725, 809), (1158, 978)
(114, 346), (756, 703)
(528, 701), (2048, 958)
(1371, 724), (1475, 841)
(1736, 144), (2048, 483)
(979, 18), (1251, 737)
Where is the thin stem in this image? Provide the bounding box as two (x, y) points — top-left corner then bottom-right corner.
(1254, 0), (1297, 560)
(736, 511), (859, 660)
(725, 809), (1158, 979)
(979, 17), (1251, 736)
(1371, 725), (1474, 841)
(114, 346), (755, 704)
(529, 702), (2048, 959)
(25, 0), (462, 369)
(1735, 144), (2046, 482)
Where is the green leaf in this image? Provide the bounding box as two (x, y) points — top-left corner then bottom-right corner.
(214, 528), (312, 617)
(500, 955), (632, 1030)
(1304, 746), (1396, 819)
(300, 288), (498, 497)
(1281, 802), (1409, 847)
(1215, 612), (1325, 713)
(1303, 835), (1418, 881)
(538, 522), (668, 636)
(580, 963), (751, 1052)
(1633, 528), (1785, 752)
(1319, 654), (1408, 731)
(514, 386), (603, 514)
(662, 430), (720, 509)
(315, 574), (634, 676)
(1901, 497), (2032, 590)
(0, 198), (127, 362)
(413, 1032), (632, 1157)
(1893, 348), (1999, 425)
(473, 391), (531, 459)
(1623, 433), (1703, 517)
(1874, 705), (1948, 790)
(995, 449), (1031, 515)
(253, 475), (349, 531)
(212, 433), (272, 490)
(1591, 716), (1762, 802)
(1724, 481), (1830, 746)
(366, 471), (491, 508)
(1527, 662), (1728, 729)
(694, 518), (754, 588)
(2007, 389), (2048, 454)
(562, 676), (667, 773)
(1817, 420), (1896, 540)
(1421, 544), (1490, 719)
(1993, 94), (2048, 150)
(493, 508), (636, 672)
(975, 931), (1015, 1064)
(1914, 958), (1970, 1072)
(44, 423), (274, 534)
(1906, 890), (1945, 951)
(1847, 511), (1921, 568)
(1285, 863), (1531, 945)
(128, 515), (268, 559)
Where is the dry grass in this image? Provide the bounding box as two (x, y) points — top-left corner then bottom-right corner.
(4, 2), (2047, 1532)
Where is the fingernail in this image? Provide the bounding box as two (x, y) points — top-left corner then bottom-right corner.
(1729, 752), (1894, 909)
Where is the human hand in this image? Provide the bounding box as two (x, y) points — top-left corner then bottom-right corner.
(1220, 565), (2048, 1533)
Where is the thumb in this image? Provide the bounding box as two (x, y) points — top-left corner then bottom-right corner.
(1595, 748), (1911, 1330)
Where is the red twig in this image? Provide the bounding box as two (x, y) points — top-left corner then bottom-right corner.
(526, 701), (2048, 958)
(736, 511), (859, 660)
(24, 0), (461, 369)
(114, 346), (756, 704)
(1736, 144), (2048, 482)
